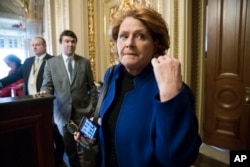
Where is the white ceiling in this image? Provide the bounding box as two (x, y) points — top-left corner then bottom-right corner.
(0, 0), (25, 19)
(0, 0), (45, 31)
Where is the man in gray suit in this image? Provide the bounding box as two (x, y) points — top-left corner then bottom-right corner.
(40, 30), (98, 167)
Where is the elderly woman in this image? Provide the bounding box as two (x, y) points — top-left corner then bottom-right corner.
(75, 7), (201, 167)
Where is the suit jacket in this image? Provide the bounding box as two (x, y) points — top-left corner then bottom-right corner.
(41, 54), (98, 130)
(0, 54), (53, 95)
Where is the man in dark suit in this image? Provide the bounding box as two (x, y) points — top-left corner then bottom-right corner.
(0, 37), (65, 167)
(40, 30), (98, 167)
(0, 37), (52, 94)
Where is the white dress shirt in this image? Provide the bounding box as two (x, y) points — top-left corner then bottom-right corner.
(28, 54), (46, 95)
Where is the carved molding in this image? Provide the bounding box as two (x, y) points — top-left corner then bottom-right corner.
(191, 0), (206, 134)
(43, 0), (53, 54)
(173, 0), (179, 59)
(88, 0), (96, 80)
(27, 0), (43, 20)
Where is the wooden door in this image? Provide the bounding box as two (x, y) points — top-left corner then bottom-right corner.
(204, 0), (250, 150)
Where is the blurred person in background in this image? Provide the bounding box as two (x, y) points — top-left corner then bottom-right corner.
(0, 54), (23, 97)
(0, 37), (53, 95)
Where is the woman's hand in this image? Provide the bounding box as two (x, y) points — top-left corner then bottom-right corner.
(73, 131), (96, 145)
(151, 55), (182, 102)
(73, 118), (102, 145)
(73, 131), (81, 142)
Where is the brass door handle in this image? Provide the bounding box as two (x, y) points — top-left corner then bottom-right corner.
(246, 87), (250, 104)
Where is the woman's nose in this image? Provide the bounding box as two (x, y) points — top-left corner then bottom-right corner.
(125, 36), (135, 48)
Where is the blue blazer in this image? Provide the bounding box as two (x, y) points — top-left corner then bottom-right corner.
(98, 64), (202, 167)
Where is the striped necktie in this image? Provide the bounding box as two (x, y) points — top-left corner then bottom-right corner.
(67, 57), (73, 81)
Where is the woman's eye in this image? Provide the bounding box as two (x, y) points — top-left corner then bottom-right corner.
(136, 34), (145, 40)
(119, 35), (127, 39)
